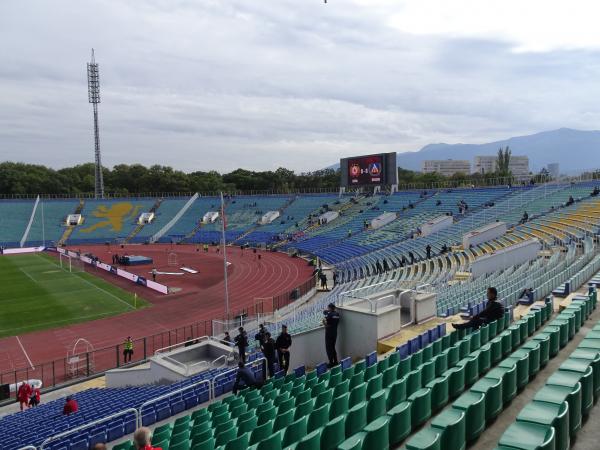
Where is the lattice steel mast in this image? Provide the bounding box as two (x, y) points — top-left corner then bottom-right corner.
(87, 49), (104, 199)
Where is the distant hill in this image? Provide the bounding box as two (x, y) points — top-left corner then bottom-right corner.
(395, 128), (600, 173)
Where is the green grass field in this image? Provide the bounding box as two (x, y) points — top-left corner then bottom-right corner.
(0, 253), (148, 338)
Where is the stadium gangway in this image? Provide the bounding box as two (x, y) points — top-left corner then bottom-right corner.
(40, 408), (139, 449)
(137, 379), (212, 429)
(210, 356), (266, 400)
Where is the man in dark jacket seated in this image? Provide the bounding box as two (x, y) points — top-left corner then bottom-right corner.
(452, 287), (504, 330)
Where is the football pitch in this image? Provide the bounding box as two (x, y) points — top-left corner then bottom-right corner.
(0, 253), (148, 338)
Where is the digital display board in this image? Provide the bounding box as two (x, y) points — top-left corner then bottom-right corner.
(348, 155), (384, 185)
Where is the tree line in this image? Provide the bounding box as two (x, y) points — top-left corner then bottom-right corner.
(0, 156), (526, 196)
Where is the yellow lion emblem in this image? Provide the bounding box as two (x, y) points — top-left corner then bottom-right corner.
(80, 202), (142, 233)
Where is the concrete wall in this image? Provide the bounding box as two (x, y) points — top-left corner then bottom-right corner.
(471, 238), (541, 277)
(463, 221), (507, 248)
(421, 215), (453, 237)
(288, 326), (341, 369)
(371, 212), (397, 230)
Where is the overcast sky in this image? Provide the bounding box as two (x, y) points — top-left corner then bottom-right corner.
(1, 0), (600, 172)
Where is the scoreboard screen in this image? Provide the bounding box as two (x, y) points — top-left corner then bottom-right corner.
(348, 155), (383, 185)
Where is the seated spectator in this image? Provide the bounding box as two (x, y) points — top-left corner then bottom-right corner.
(566, 195), (575, 206)
(519, 288), (534, 303)
(452, 287), (504, 330)
(232, 361), (262, 394)
(63, 396), (78, 415)
(592, 186), (600, 197)
(134, 427), (162, 450)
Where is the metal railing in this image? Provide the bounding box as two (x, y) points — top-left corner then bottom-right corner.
(137, 379), (211, 428)
(40, 408), (139, 449)
(154, 336), (210, 355)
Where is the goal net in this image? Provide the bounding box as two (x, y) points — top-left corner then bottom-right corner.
(59, 253), (85, 273)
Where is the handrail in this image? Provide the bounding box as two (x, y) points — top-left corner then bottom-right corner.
(137, 379), (211, 428)
(210, 357), (266, 399)
(40, 408), (139, 449)
(160, 355), (192, 374)
(18, 446), (36, 450)
(154, 336), (210, 355)
(212, 354), (228, 369)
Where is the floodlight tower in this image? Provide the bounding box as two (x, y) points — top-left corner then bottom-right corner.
(87, 49), (105, 199)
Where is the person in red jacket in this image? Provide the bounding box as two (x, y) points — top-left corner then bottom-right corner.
(29, 386), (41, 407)
(17, 382), (32, 411)
(63, 396), (78, 415)
(133, 427), (162, 450)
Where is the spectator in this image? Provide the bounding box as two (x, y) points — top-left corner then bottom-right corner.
(123, 337), (134, 363)
(592, 186), (600, 197)
(234, 327), (249, 363)
(375, 260), (383, 274)
(223, 331), (232, 344)
(520, 211), (529, 224)
(276, 325), (292, 374)
(17, 381), (32, 411)
(151, 268), (157, 282)
(425, 244), (431, 259)
(519, 288), (534, 303)
(566, 196), (575, 206)
(133, 427), (162, 450)
(29, 385), (41, 408)
(232, 361), (262, 394)
(254, 324), (267, 347)
(93, 444), (107, 450)
(319, 272), (328, 291)
(382, 259), (390, 272)
(262, 332), (277, 378)
(452, 287), (504, 330)
(323, 303), (340, 367)
(408, 252), (415, 265)
(63, 396), (79, 415)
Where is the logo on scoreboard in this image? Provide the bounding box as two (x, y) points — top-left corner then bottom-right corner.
(368, 162), (381, 177)
(350, 163), (361, 177)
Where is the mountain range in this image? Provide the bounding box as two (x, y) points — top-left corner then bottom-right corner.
(393, 128), (600, 174)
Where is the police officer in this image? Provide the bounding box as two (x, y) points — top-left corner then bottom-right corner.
(234, 327), (249, 363)
(262, 332), (277, 378)
(276, 325), (292, 374)
(323, 303), (340, 367)
(255, 323), (268, 347)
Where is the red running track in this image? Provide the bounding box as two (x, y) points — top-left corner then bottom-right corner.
(0, 244), (314, 384)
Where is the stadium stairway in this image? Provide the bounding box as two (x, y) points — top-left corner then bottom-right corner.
(124, 198), (163, 243)
(58, 199), (84, 246)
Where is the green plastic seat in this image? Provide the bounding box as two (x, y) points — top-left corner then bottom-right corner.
(426, 373), (449, 412)
(192, 409), (210, 423)
(295, 389), (311, 406)
(191, 437), (214, 450)
(307, 404), (330, 432)
(406, 369), (422, 396)
(469, 330), (481, 352)
(569, 348), (600, 398)
(433, 352), (448, 376)
(337, 435), (362, 450)
(294, 398), (314, 420)
(361, 415), (391, 449)
(517, 400), (569, 450)
(255, 431), (282, 450)
(349, 373), (363, 390)
(411, 350), (424, 369)
(257, 406), (277, 425)
(246, 396), (263, 410)
(550, 319), (569, 348)
(250, 420), (274, 445)
(535, 328), (559, 358)
(367, 390), (387, 421)
(345, 401), (367, 438)
(277, 397), (295, 415)
(330, 392), (350, 419)
(398, 356), (412, 378)
(388, 351), (400, 366)
(377, 357), (389, 373)
(215, 425), (237, 448)
(444, 365), (465, 399)
(456, 355), (478, 386)
(321, 416), (346, 450)
(328, 371), (342, 389)
(237, 410), (255, 424)
(500, 331), (512, 357)
(445, 346), (460, 368)
(515, 345), (540, 378)
(153, 429), (172, 445)
(485, 365), (517, 405)
(423, 345), (434, 363)
(170, 430), (190, 446)
(557, 312), (576, 338)
(237, 416), (258, 436)
(113, 441), (133, 450)
(311, 381), (327, 398)
(282, 416), (308, 447)
(534, 384), (582, 437)
(421, 360), (436, 386)
(555, 364), (594, 416)
(431, 407), (466, 450)
(382, 366), (397, 388)
(273, 408), (295, 432)
(499, 353), (529, 390)
(471, 376), (503, 421)
(457, 340), (470, 359)
(408, 387), (432, 427)
(333, 379), (350, 397)
(453, 391), (485, 442)
(224, 432), (249, 450)
(499, 422), (555, 450)
(489, 337), (503, 365)
(526, 335), (549, 369)
(191, 429), (213, 447)
(385, 401), (410, 444)
(480, 324), (490, 345)
(315, 389), (333, 409)
(153, 439), (169, 450)
(367, 373), (383, 397)
(405, 427), (441, 450)
(230, 403), (248, 419)
(292, 429), (321, 450)
(349, 382), (367, 408)
(386, 377), (407, 409)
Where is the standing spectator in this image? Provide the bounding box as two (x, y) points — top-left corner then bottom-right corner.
(408, 252), (415, 265)
(232, 361), (262, 394)
(276, 325), (292, 374)
(375, 260), (383, 274)
(17, 381), (31, 411)
(63, 396), (79, 415)
(223, 331), (232, 344)
(151, 268), (157, 282)
(323, 303), (340, 367)
(426, 244), (432, 259)
(255, 324), (268, 347)
(261, 332), (277, 378)
(133, 427), (162, 450)
(382, 259), (390, 272)
(333, 271), (338, 286)
(319, 272), (328, 291)
(123, 337), (134, 363)
(234, 327), (249, 363)
(29, 385), (41, 408)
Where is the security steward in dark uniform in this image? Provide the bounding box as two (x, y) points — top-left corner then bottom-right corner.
(276, 325), (292, 374)
(323, 303), (340, 367)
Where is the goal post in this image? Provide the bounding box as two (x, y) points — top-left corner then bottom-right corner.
(59, 253), (85, 273)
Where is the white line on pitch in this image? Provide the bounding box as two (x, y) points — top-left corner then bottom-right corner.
(19, 267), (38, 284)
(15, 336), (35, 370)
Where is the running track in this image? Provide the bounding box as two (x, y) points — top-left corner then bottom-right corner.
(0, 245), (314, 384)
